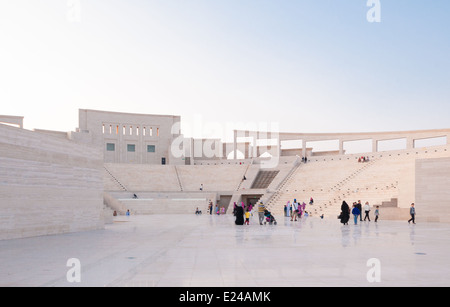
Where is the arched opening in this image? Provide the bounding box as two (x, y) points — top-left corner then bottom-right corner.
(227, 150), (245, 160)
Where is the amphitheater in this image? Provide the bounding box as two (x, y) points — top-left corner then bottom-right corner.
(1, 109), (450, 287)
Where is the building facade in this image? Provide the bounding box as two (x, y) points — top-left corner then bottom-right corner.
(78, 109), (182, 165)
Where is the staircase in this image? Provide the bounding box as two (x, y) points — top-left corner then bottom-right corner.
(174, 166), (184, 191)
(266, 158), (401, 218)
(251, 170), (280, 189)
(104, 166), (127, 191)
(262, 161), (302, 210)
(381, 198), (398, 207)
(235, 163), (251, 191)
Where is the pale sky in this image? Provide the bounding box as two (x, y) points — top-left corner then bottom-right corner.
(1, 0), (449, 144)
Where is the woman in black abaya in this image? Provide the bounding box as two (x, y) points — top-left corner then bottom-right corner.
(340, 201), (350, 225)
(235, 202), (245, 225)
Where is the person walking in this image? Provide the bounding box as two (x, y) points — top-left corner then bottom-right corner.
(339, 201), (350, 225)
(209, 200), (214, 215)
(299, 202), (305, 218)
(352, 204), (360, 225)
(291, 199), (299, 221)
(235, 203), (244, 225)
(357, 200), (363, 221)
(363, 202), (371, 222)
(258, 202), (266, 225)
(286, 201), (290, 217)
(374, 206), (380, 222)
(408, 203), (416, 224)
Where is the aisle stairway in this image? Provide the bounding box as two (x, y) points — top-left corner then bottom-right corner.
(266, 158), (401, 218)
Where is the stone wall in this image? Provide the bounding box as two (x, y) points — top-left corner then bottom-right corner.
(0, 124), (104, 240)
(415, 157), (450, 223)
(78, 109), (182, 165)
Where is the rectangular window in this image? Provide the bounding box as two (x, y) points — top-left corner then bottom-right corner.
(127, 144), (136, 152)
(147, 145), (156, 153)
(150, 127), (153, 136)
(106, 143), (115, 151)
(143, 127), (146, 136)
(157, 128), (159, 137)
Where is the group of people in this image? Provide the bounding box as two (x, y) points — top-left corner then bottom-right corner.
(233, 201), (278, 226)
(233, 201), (256, 225)
(284, 199), (309, 221)
(339, 200), (378, 225)
(358, 156), (370, 163)
(339, 200), (417, 225)
(207, 200), (225, 215)
(209, 197), (417, 227)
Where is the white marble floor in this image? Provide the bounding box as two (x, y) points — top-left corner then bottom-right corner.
(1, 213), (449, 287)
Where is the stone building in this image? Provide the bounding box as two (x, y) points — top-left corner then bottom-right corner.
(78, 109), (183, 165)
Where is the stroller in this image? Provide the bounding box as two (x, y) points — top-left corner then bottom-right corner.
(263, 209), (277, 225)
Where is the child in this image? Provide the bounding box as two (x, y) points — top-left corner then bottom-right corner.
(375, 206), (380, 222)
(245, 209), (251, 225)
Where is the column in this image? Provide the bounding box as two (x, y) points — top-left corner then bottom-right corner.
(372, 139), (378, 153)
(406, 137), (415, 150)
(278, 138), (282, 158)
(339, 139), (344, 155)
(302, 140), (307, 157)
(249, 130), (258, 158)
(233, 130), (237, 160)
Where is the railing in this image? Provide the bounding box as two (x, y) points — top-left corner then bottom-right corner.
(103, 165), (127, 191)
(174, 166), (184, 191)
(262, 157), (302, 210)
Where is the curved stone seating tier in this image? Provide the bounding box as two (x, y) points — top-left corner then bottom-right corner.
(176, 164), (247, 192)
(104, 163), (251, 193)
(103, 145), (450, 219)
(105, 191), (217, 215)
(103, 163), (181, 192)
(266, 145), (450, 219)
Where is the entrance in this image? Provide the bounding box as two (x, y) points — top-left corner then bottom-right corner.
(241, 195), (263, 210)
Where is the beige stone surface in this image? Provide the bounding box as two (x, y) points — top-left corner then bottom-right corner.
(416, 157), (450, 223)
(0, 124), (104, 240)
(78, 109), (182, 165)
(265, 145), (450, 221)
(2, 214), (450, 287)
